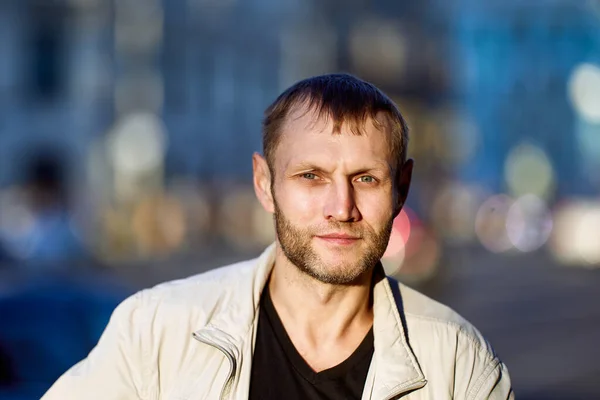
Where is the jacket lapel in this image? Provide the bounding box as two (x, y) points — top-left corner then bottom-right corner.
(367, 272), (427, 399)
(191, 244), (276, 399)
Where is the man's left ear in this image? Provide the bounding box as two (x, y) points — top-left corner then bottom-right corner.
(394, 158), (414, 217)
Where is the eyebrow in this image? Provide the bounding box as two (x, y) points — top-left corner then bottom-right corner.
(286, 160), (391, 176)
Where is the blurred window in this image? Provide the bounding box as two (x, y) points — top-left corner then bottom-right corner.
(27, 3), (67, 101)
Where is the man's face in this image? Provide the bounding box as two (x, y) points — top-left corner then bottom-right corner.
(255, 107), (411, 285)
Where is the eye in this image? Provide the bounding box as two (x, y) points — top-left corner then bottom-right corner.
(301, 173), (317, 180)
(357, 175), (376, 183)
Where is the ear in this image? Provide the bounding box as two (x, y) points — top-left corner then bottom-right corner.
(393, 158), (413, 217)
(253, 152), (275, 214)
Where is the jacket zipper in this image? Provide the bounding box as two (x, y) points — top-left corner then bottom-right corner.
(192, 331), (237, 400)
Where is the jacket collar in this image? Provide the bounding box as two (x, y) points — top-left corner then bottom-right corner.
(194, 243), (426, 398)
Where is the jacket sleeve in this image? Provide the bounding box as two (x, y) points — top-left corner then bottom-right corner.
(452, 328), (514, 400)
(467, 357), (514, 400)
(41, 292), (149, 400)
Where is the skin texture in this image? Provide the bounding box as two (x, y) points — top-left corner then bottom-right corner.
(253, 105), (413, 371)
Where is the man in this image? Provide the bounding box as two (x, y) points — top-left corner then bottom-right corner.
(42, 74), (513, 399)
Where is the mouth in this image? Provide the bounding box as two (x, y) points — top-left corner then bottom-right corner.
(315, 233), (361, 245)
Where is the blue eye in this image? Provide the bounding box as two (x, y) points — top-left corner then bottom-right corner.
(302, 173), (317, 180)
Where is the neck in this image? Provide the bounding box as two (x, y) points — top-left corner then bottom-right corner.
(268, 245), (374, 347)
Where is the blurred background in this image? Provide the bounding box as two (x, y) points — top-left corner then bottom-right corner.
(0, 0), (599, 398)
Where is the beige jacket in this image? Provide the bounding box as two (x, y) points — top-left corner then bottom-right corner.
(42, 244), (513, 400)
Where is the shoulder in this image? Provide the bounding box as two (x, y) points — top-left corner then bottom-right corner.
(390, 280), (513, 397)
(113, 256), (262, 328)
(145, 257), (260, 303)
(392, 278), (497, 360)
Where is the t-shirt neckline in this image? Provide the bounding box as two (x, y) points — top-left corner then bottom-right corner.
(261, 285), (374, 384)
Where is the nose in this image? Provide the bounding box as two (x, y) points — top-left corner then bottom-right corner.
(323, 179), (361, 222)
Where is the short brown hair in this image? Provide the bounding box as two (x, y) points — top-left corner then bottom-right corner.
(262, 73), (409, 175)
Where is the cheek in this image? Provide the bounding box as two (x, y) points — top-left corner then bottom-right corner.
(356, 193), (395, 225)
(276, 184), (322, 220)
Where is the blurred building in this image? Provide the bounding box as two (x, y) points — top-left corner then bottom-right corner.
(0, 0), (111, 188)
(448, 0), (600, 197)
(0, 0), (598, 266)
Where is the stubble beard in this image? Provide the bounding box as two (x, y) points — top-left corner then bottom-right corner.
(273, 199), (394, 285)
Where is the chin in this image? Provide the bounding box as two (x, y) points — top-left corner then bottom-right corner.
(319, 256), (368, 274)
(314, 264), (372, 286)
(315, 246), (359, 262)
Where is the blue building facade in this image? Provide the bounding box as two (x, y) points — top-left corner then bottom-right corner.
(447, 2), (600, 196)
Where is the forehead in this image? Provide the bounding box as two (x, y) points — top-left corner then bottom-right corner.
(274, 106), (393, 170)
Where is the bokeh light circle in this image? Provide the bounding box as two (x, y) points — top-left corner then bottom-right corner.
(475, 194), (514, 253)
(505, 195), (553, 252)
(550, 201), (600, 267)
(382, 208), (411, 276)
(430, 182), (485, 244)
(568, 63), (600, 123)
(504, 143), (554, 200)
(109, 112), (168, 175)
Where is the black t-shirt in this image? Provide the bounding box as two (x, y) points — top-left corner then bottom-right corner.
(249, 287), (374, 400)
